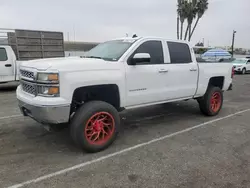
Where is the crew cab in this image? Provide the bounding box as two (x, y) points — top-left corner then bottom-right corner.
(17, 37), (234, 153)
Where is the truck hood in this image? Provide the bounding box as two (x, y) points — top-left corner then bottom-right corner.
(233, 63), (245, 66)
(20, 57), (120, 71)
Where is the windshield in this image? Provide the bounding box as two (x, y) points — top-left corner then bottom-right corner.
(232, 59), (247, 64)
(84, 39), (136, 61)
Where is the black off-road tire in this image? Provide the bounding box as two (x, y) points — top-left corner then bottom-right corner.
(198, 86), (223, 116)
(70, 101), (120, 153)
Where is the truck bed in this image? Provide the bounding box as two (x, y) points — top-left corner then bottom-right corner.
(196, 62), (233, 96)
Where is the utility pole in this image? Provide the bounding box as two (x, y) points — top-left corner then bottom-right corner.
(231, 30), (237, 57)
(73, 25), (76, 43)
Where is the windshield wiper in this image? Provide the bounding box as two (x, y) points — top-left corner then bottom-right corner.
(83, 56), (103, 59)
(81, 55), (115, 61)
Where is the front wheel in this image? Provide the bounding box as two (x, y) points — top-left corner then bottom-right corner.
(198, 87), (223, 116)
(242, 68), (246, 75)
(70, 101), (120, 153)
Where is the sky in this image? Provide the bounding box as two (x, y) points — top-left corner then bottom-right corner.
(0, 0), (249, 48)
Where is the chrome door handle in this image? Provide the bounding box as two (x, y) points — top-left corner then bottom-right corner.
(158, 69), (168, 73)
(190, 68), (197, 71)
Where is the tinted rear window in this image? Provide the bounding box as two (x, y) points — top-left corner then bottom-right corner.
(0, 48), (7, 61)
(167, 42), (192, 63)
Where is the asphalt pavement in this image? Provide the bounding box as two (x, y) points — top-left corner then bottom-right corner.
(0, 75), (250, 188)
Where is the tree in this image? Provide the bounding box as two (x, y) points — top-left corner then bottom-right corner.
(177, 0), (189, 40)
(177, 15), (180, 40)
(177, 0), (180, 39)
(189, 0), (208, 40)
(176, 0), (209, 41)
(195, 42), (204, 46)
(184, 0), (197, 41)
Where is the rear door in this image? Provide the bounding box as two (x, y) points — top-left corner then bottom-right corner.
(0, 47), (15, 82)
(161, 41), (198, 99)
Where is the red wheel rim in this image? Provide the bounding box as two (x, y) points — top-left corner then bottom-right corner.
(210, 92), (221, 112)
(84, 112), (115, 145)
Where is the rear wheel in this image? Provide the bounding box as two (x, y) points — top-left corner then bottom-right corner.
(70, 101), (120, 153)
(198, 86), (223, 116)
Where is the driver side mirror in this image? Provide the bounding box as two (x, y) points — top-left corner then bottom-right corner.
(130, 53), (151, 65)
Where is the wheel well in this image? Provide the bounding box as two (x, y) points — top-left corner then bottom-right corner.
(71, 84), (121, 112)
(208, 76), (224, 89)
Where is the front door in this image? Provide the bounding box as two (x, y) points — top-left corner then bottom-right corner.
(0, 47), (14, 82)
(125, 40), (168, 107)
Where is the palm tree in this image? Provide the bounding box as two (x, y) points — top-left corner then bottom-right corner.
(177, 0), (188, 40)
(177, 14), (180, 39)
(184, 0), (197, 40)
(177, 0), (181, 39)
(177, 0), (182, 40)
(189, 0), (208, 40)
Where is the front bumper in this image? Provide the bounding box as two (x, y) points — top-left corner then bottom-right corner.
(234, 67), (243, 72)
(18, 99), (70, 125)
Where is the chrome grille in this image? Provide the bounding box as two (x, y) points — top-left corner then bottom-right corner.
(21, 82), (36, 95)
(20, 70), (35, 80)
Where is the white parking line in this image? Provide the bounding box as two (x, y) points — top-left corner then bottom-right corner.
(0, 114), (22, 120)
(8, 108), (250, 188)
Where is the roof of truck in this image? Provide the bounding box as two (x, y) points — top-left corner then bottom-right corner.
(112, 36), (191, 45)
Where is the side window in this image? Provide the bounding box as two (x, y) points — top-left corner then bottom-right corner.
(167, 42), (192, 63)
(247, 60), (250, 64)
(129, 40), (164, 65)
(0, 48), (8, 61)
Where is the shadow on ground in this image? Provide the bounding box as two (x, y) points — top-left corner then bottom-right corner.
(16, 101), (202, 154)
(0, 82), (19, 92)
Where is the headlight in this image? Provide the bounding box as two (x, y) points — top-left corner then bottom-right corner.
(38, 85), (59, 96)
(37, 73), (59, 83)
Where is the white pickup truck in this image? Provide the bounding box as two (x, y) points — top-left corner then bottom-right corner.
(0, 45), (23, 83)
(17, 36), (234, 153)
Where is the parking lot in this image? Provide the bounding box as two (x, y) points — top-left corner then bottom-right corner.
(1, 75), (250, 188)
